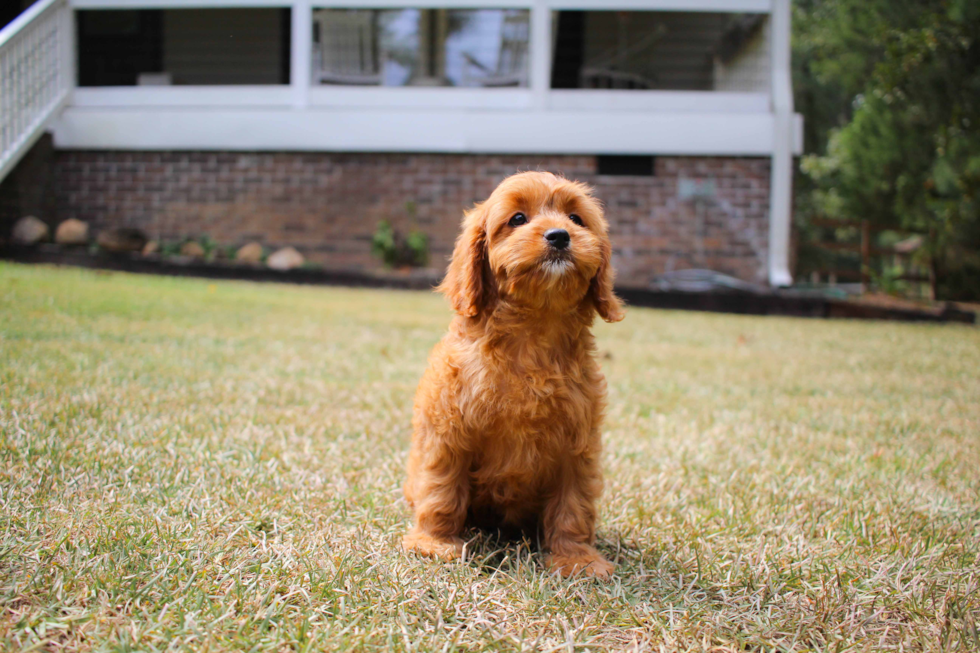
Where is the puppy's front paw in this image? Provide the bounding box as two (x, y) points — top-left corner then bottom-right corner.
(546, 550), (615, 579)
(402, 528), (464, 561)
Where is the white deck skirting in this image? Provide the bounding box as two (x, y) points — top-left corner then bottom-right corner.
(52, 107), (800, 156)
(71, 87), (774, 113)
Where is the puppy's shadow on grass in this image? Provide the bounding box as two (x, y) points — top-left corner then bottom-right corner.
(595, 532), (716, 600)
(460, 527), (540, 576)
(457, 526), (643, 579)
(595, 531), (642, 570)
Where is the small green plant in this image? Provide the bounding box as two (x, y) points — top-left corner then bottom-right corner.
(371, 220), (397, 266)
(406, 229), (428, 267)
(198, 235), (219, 259)
(871, 263), (909, 296)
(371, 220), (429, 268)
(160, 241), (182, 257)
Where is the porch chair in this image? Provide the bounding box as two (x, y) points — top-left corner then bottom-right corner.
(579, 19), (666, 90)
(314, 10), (384, 85)
(462, 12), (529, 87)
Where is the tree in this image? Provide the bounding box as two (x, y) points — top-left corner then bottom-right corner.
(794, 0), (980, 299)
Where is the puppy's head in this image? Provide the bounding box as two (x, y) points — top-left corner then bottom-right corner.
(438, 171), (624, 322)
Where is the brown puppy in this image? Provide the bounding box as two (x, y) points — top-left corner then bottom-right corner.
(403, 171), (624, 578)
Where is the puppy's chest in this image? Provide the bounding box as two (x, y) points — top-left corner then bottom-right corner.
(470, 354), (590, 426)
(457, 350), (597, 513)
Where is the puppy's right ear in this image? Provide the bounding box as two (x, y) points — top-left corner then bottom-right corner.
(437, 204), (495, 317)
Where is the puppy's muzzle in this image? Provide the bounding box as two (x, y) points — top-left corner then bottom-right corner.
(544, 228), (570, 251)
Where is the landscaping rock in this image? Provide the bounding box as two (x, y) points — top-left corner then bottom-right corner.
(180, 241), (206, 258)
(267, 247), (304, 271)
(142, 240), (159, 256)
(12, 216), (49, 244)
(97, 227), (147, 252)
(236, 242), (263, 264)
(54, 219), (89, 245)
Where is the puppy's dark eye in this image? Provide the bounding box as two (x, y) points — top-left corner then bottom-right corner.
(509, 213), (527, 227)
(569, 214), (584, 227)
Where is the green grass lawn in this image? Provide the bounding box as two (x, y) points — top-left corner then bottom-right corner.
(2, 262), (979, 652)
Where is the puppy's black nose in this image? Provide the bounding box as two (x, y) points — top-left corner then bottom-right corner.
(544, 228), (570, 250)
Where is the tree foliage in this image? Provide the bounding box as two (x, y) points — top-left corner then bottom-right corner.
(794, 0), (980, 299)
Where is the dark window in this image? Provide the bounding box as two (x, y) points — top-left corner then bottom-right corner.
(78, 9), (291, 86)
(551, 10), (769, 92)
(279, 8), (292, 85)
(550, 11), (584, 89)
(597, 156), (655, 177)
(78, 10), (163, 87)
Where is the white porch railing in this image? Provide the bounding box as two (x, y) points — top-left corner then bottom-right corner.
(0, 0), (73, 183)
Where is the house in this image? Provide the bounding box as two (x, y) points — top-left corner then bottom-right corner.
(1, 0), (801, 287)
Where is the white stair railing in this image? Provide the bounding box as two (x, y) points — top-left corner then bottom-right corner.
(0, 0), (73, 183)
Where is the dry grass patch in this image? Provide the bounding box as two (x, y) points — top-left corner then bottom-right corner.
(1, 262), (979, 651)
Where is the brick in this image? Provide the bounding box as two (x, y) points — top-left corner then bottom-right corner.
(31, 151), (775, 286)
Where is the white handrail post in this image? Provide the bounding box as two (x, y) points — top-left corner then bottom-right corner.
(291, 0), (312, 109)
(62, 0), (76, 96)
(529, 0), (550, 109)
(768, 0), (793, 287)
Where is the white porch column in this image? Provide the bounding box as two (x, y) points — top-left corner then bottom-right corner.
(529, 0), (551, 109)
(768, 0), (794, 286)
(291, 0), (312, 108)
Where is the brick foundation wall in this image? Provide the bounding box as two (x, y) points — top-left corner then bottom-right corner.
(52, 151), (771, 287)
(0, 134), (59, 238)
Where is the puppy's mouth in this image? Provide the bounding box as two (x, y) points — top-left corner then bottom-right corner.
(541, 251), (574, 276)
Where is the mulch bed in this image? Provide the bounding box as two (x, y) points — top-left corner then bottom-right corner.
(2, 244), (975, 324)
(1, 244), (441, 291)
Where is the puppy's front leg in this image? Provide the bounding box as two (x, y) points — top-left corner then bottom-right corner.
(403, 431), (470, 561)
(542, 448), (614, 579)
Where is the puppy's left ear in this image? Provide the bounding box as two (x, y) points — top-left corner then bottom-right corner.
(589, 238), (625, 323)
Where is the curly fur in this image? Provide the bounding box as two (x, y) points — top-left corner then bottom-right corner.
(403, 171), (624, 578)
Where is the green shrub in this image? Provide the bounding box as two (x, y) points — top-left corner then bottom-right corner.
(160, 241), (182, 257)
(406, 230), (429, 267)
(198, 235), (219, 259)
(371, 220), (397, 267)
(371, 220), (429, 268)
